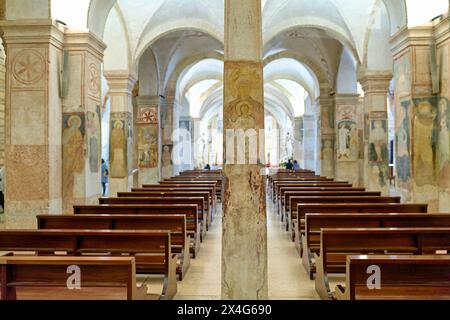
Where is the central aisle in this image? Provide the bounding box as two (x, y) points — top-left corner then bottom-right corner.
(175, 197), (319, 300)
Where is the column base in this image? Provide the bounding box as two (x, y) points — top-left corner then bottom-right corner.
(109, 176), (134, 197)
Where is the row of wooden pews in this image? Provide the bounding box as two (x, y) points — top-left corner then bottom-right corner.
(268, 169), (450, 300)
(0, 169), (223, 300)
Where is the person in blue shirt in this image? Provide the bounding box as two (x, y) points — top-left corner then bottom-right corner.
(204, 163), (211, 171)
(293, 160), (300, 170)
(101, 159), (109, 196)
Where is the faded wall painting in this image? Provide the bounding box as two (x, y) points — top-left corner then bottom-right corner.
(321, 138), (334, 177)
(369, 163), (388, 189)
(161, 144), (173, 178)
(110, 119), (127, 178)
(396, 100), (412, 184)
(412, 98), (438, 187)
(137, 125), (158, 169)
(86, 106), (101, 173)
(62, 113), (85, 199)
(438, 98), (450, 188)
(138, 106), (158, 124)
(369, 119), (388, 163)
(336, 105), (358, 161)
(394, 52), (412, 98)
(126, 116), (133, 175)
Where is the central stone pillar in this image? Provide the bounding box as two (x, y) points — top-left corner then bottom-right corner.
(62, 31), (106, 213)
(104, 72), (136, 196)
(1, 20), (64, 228)
(135, 95), (160, 185)
(359, 72), (392, 195)
(316, 96), (335, 178)
(222, 0), (267, 300)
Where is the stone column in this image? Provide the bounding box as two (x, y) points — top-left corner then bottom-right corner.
(191, 116), (203, 168)
(61, 31), (106, 213)
(135, 95), (160, 185)
(316, 96), (335, 178)
(359, 72), (392, 195)
(303, 114), (316, 171)
(334, 94), (363, 186)
(160, 95), (174, 179)
(391, 17), (449, 211)
(293, 116), (304, 165)
(104, 72), (136, 196)
(1, 20), (64, 228)
(222, 0), (267, 300)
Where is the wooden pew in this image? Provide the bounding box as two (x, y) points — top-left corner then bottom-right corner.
(37, 214), (191, 280)
(282, 190), (381, 219)
(273, 182), (352, 204)
(124, 190), (214, 223)
(159, 180), (222, 200)
(288, 196), (401, 234)
(315, 227), (450, 300)
(100, 196), (210, 233)
(0, 229), (177, 300)
(137, 185), (216, 209)
(294, 203), (428, 259)
(73, 204), (201, 256)
(334, 255), (450, 300)
(0, 256), (158, 300)
(302, 213), (450, 279)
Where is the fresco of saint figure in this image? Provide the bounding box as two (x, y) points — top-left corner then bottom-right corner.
(110, 120), (127, 178)
(439, 99), (450, 187)
(413, 100), (437, 187)
(62, 115), (85, 199)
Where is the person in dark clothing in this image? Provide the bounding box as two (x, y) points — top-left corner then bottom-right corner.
(285, 159), (294, 170)
(204, 164), (211, 171)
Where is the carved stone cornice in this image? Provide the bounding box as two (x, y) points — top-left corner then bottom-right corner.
(104, 71), (137, 95)
(63, 31), (107, 61)
(390, 15), (449, 58)
(358, 72), (392, 95)
(136, 95), (160, 107)
(0, 19), (64, 49)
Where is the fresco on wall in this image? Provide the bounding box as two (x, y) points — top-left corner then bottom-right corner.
(138, 125), (158, 169)
(336, 105), (358, 161)
(396, 100), (412, 184)
(86, 106), (101, 173)
(321, 138), (334, 177)
(368, 119), (388, 163)
(110, 119), (127, 178)
(412, 98), (438, 187)
(126, 116), (133, 175)
(438, 98), (450, 188)
(369, 163), (388, 189)
(62, 113), (85, 199)
(394, 52), (412, 98)
(162, 144), (173, 178)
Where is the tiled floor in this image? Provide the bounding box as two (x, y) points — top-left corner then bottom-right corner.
(174, 196), (320, 300)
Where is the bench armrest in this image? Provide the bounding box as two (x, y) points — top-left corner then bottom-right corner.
(334, 285), (348, 300)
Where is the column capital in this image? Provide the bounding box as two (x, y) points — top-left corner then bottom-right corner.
(104, 71), (137, 95)
(63, 30), (107, 61)
(390, 15), (449, 58)
(136, 95), (160, 107)
(334, 93), (361, 104)
(0, 19), (64, 49)
(358, 72), (392, 95)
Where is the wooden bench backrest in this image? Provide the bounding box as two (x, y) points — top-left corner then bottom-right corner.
(320, 227), (450, 272)
(0, 256), (137, 300)
(99, 197), (205, 213)
(306, 214), (450, 254)
(37, 214), (187, 247)
(73, 205), (199, 235)
(297, 203), (428, 220)
(343, 255), (450, 300)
